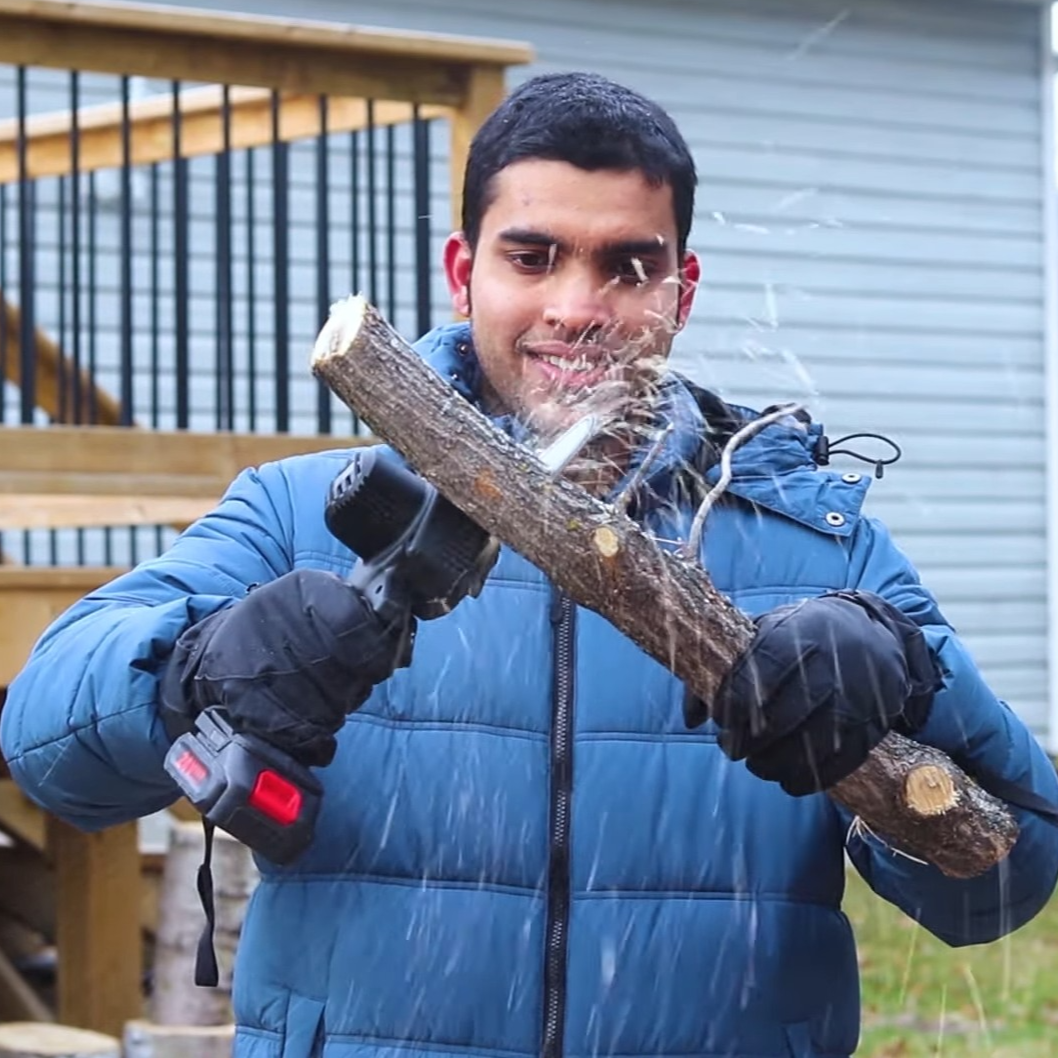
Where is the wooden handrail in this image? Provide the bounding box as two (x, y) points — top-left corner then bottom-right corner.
(0, 86), (448, 185)
(0, 0), (533, 105)
(0, 0), (534, 66)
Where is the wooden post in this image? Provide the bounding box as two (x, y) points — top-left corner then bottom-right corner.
(47, 818), (143, 1037)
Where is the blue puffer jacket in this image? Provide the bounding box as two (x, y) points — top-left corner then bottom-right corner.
(4, 324), (1058, 1058)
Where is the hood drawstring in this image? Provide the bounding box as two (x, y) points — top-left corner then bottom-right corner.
(815, 432), (902, 480)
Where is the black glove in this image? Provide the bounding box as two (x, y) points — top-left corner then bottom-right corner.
(160, 569), (411, 768)
(687, 591), (941, 796)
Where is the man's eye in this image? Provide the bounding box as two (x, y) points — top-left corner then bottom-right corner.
(509, 251), (553, 271)
(613, 257), (655, 284)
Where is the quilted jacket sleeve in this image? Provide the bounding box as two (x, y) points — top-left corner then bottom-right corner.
(841, 516), (1058, 946)
(0, 461), (298, 832)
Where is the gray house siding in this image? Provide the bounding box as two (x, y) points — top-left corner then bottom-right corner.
(1, 0), (1050, 736)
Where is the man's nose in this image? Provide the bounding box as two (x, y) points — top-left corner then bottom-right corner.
(542, 267), (613, 333)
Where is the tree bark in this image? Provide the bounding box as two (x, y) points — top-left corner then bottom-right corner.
(310, 295), (1019, 880)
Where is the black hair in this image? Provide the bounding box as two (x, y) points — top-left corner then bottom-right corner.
(461, 72), (697, 253)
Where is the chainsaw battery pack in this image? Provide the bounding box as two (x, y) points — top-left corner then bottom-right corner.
(164, 708), (323, 865)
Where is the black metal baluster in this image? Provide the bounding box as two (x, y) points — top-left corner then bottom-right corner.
(17, 66), (36, 425)
(246, 147), (257, 431)
(271, 92), (289, 433)
(385, 123), (396, 324)
(151, 161), (162, 554)
(119, 75), (133, 427)
(350, 130), (360, 291)
(149, 163), (160, 429)
(73, 83), (84, 563)
(70, 70), (82, 429)
(52, 174), (67, 565)
(348, 130), (360, 434)
(173, 81), (189, 429)
(216, 84), (233, 430)
(17, 68), (32, 563)
(366, 101), (378, 307)
(413, 108), (432, 339)
(119, 79), (138, 565)
(73, 82), (84, 563)
(315, 96), (331, 434)
(88, 168), (110, 562)
(87, 170), (97, 424)
(57, 175), (67, 424)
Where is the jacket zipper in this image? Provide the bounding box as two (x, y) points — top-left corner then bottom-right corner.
(542, 589), (575, 1058)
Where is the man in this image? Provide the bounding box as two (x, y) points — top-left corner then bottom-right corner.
(3, 72), (1058, 1058)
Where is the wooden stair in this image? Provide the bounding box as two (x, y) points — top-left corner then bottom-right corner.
(0, 423), (371, 1033)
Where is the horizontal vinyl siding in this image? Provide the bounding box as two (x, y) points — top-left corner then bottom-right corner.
(2, 0), (1049, 734)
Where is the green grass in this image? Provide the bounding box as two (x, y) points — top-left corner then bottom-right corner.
(846, 867), (1058, 1056)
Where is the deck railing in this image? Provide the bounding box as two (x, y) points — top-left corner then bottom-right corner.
(0, 0), (531, 1036)
(0, 0), (532, 565)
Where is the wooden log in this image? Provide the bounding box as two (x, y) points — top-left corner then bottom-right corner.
(310, 295), (1020, 880)
(0, 1022), (119, 1057)
(123, 1021), (234, 1058)
(150, 823), (257, 1027)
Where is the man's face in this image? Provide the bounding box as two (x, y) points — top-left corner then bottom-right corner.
(444, 159), (699, 439)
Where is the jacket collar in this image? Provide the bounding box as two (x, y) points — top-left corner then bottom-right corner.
(413, 323), (869, 536)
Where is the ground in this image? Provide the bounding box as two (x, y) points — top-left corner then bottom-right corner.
(848, 867), (1058, 1056)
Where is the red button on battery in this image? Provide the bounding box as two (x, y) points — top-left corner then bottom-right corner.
(249, 770), (303, 827)
(173, 749), (208, 788)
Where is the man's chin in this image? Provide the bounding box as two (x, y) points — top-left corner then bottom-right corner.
(529, 377), (659, 438)
(524, 396), (609, 442)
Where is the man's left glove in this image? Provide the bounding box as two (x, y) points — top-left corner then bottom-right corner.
(687, 590), (941, 796)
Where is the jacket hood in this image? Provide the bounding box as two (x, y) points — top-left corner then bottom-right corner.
(413, 322), (871, 537)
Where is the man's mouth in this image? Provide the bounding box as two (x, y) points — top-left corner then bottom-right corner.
(523, 343), (613, 387)
(538, 353), (597, 373)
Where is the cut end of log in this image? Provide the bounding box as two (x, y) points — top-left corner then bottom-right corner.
(830, 731), (1019, 879)
(124, 1021), (236, 1058)
(0, 1022), (121, 1056)
(904, 765), (958, 817)
(311, 293), (367, 369)
(593, 525), (620, 558)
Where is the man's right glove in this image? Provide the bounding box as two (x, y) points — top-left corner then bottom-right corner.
(160, 569), (410, 768)
(687, 590), (941, 796)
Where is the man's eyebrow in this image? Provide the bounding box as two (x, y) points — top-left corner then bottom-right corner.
(498, 228), (567, 251)
(603, 238), (669, 256)
(496, 230), (668, 257)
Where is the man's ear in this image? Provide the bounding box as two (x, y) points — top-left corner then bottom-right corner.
(444, 232), (473, 318)
(676, 250), (700, 330)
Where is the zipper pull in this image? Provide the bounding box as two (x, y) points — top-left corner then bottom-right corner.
(549, 587), (566, 625)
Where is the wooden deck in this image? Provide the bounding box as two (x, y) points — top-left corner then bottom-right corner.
(0, 0), (530, 1032)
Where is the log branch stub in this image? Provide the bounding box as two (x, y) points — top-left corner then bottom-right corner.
(829, 733), (1020, 879)
(311, 295), (1020, 879)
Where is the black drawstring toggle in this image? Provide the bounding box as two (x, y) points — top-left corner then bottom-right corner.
(815, 432), (902, 479)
